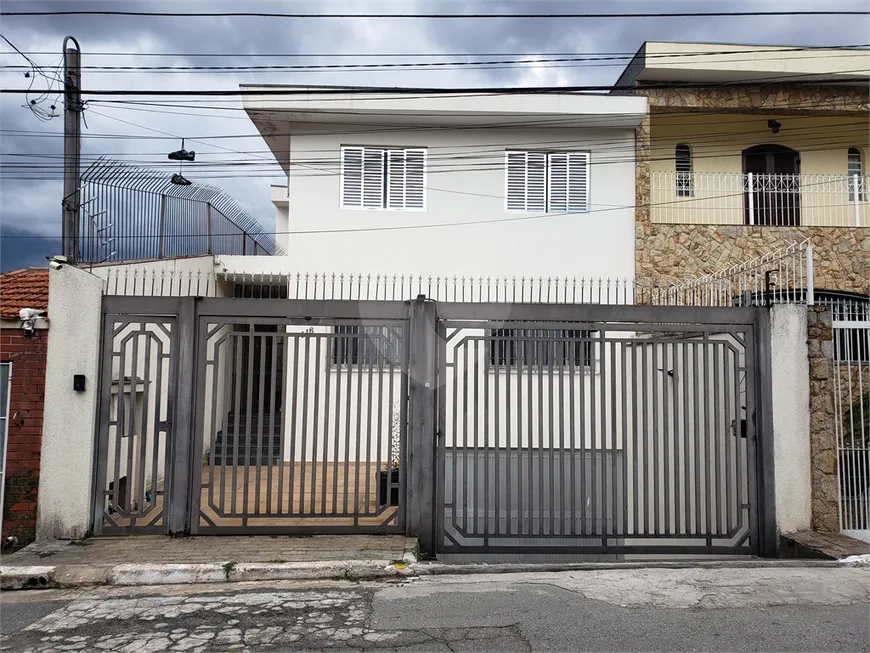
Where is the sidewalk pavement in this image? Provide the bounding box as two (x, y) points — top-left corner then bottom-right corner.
(0, 535), (418, 590)
(2, 535), (868, 591)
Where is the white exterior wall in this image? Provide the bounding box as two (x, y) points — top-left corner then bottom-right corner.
(89, 256), (231, 297)
(271, 185), (290, 254)
(36, 266), (103, 539)
(770, 304), (812, 534)
(282, 126), (637, 281)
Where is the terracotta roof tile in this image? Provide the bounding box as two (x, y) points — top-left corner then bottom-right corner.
(0, 268), (50, 321)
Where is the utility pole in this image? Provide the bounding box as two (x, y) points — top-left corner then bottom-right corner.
(62, 36), (81, 264)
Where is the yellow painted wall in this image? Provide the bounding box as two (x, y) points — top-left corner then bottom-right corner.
(649, 113), (870, 226)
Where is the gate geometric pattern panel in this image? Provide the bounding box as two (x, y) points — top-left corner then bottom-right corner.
(439, 319), (756, 556)
(193, 318), (409, 533)
(94, 318), (176, 533)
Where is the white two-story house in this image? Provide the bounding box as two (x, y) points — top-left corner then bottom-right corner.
(243, 88), (647, 283)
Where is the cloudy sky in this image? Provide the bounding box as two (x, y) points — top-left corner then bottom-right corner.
(1, 0), (867, 271)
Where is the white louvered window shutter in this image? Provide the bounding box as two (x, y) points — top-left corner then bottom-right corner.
(344, 146), (425, 210)
(566, 152), (590, 212)
(341, 147), (364, 208)
(506, 151), (547, 212)
(526, 152), (547, 212)
(506, 151), (527, 211)
(363, 148), (385, 208)
(404, 148), (425, 210)
(548, 153), (569, 212)
(387, 149), (406, 209)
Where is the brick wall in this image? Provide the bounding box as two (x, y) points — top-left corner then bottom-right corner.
(2, 328), (48, 544)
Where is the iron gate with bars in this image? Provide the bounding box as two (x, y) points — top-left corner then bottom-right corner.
(93, 297), (411, 536)
(91, 296), (776, 556)
(832, 298), (870, 540)
(434, 302), (774, 556)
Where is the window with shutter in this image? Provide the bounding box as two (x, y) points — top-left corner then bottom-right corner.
(506, 151), (529, 211)
(675, 144), (693, 197)
(404, 149), (425, 210)
(566, 152), (590, 212)
(341, 146), (426, 211)
(340, 147), (364, 208)
(848, 147), (864, 201)
(363, 148), (385, 209)
(506, 150), (589, 213)
(548, 153), (568, 212)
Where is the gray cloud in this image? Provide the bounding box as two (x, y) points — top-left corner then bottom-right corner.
(2, 0), (868, 270)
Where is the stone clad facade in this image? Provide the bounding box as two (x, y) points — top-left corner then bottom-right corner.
(633, 84), (870, 295)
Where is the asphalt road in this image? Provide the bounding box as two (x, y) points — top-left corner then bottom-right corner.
(1, 567), (868, 652)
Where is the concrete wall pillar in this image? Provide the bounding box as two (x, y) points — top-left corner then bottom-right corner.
(770, 305), (812, 534)
(36, 266), (103, 539)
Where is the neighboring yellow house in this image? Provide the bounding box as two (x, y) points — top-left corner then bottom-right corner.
(615, 42), (869, 294)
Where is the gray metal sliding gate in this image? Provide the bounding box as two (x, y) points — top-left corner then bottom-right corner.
(92, 296), (775, 556)
(435, 303), (774, 556)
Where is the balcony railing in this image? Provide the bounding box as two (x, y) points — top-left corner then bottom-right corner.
(651, 171), (869, 227)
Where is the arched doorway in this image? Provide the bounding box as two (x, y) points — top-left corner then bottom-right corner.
(742, 144), (801, 226)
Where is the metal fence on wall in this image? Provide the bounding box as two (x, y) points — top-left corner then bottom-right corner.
(832, 298), (870, 540)
(78, 158), (281, 263)
(97, 239), (814, 308)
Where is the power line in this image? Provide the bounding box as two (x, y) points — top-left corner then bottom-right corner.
(3, 110), (865, 144)
(0, 33), (64, 121)
(2, 10), (866, 18)
(6, 51), (868, 74)
(12, 46), (865, 59)
(5, 135), (867, 180)
(2, 180), (862, 241)
(3, 75), (869, 96)
(5, 47), (867, 74)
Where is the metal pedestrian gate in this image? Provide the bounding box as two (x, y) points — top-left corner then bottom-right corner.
(93, 297), (411, 536)
(92, 296), (776, 557)
(832, 299), (870, 541)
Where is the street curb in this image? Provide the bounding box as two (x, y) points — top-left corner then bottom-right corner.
(2, 557), (866, 590)
(1, 559), (416, 590)
(410, 558), (868, 576)
(0, 565), (56, 590)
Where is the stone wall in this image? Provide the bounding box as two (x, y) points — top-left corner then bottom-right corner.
(633, 84), (870, 295)
(642, 84), (869, 115)
(636, 224), (869, 294)
(806, 307), (839, 532)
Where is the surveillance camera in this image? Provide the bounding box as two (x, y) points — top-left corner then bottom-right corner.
(19, 308), (45, 320)
(19, 308), (46, 337)
(49, 260), (63, 270)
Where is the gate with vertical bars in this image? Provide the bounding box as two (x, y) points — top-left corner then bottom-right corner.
(91, 295), (776, 557)
(831, 298), (870, 541)
(435, 302), (772, 556)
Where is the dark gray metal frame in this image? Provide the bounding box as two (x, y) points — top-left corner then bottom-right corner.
(91, 296), (775, 557)
(433, 303), (776, 557)
(188, 298), (411, 535)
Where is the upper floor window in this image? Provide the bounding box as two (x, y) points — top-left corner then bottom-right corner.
(505, 151), (590, 213)
(341, 146), (426, 211)
(848, 147), (864, 201)
(675, 144), (693, 197)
